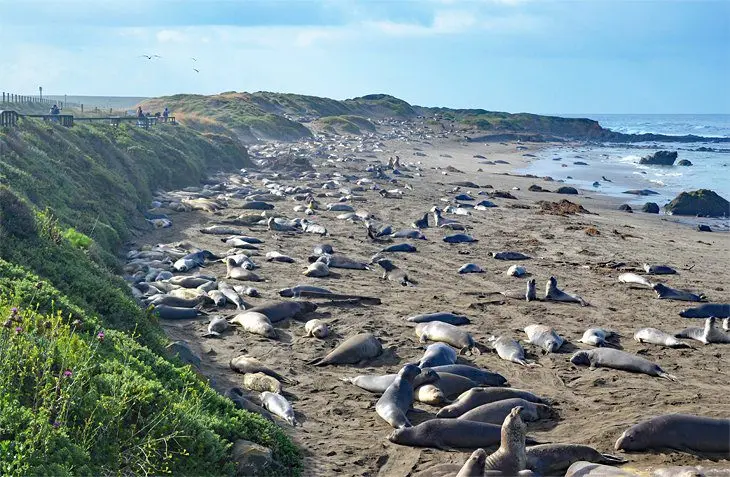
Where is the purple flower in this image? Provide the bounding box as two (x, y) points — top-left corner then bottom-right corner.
(53, 421), (61, 429)
(10, 307), (18, 314)
(14, 326), (22, 334)
(63, 369), (72, 378)
(97, 331), (105, 342)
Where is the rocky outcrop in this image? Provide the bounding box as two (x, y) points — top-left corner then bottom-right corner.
(677, 159), (693, 166)
(556, 186), (578, 195)
(638, 151), (677, 166)
(231, 440), (273, 476)
(642, 202), (660, 214)
(665, 189), (729, 217)
(618, 204), (633, 213)
(528, 184), (548, 192)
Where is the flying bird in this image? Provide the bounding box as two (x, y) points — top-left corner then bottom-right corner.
(139, 54), (162, 60)
(193, 68), (200, 73)
(191, 57), (197, 61)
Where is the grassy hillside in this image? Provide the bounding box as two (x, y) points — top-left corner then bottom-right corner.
(0, 119), (300, 475)
(317, 115), (376, 135)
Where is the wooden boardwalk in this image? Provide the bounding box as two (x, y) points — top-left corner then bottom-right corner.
(0, 111), (176, 129)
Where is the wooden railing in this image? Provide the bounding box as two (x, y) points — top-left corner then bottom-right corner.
(23, 114), (75, 127)
(0, 111), (176, 129)
(1, 92), (80, 109)
(0, 110), (19, 128)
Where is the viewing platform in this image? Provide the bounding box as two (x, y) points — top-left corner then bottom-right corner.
(0, 110), (176, 129)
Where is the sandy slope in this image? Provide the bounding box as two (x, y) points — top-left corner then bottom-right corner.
(132, 136), (730, 476)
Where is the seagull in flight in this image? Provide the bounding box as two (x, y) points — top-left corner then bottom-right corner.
(139, 54), (162, 60)
(193, 68), (200, 73)
(191, 57), (198, 61)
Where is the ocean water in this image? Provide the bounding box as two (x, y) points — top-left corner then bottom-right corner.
(519, 114), (730, 228)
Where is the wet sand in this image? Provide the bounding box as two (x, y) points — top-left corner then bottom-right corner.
(130, 135), (730, 476)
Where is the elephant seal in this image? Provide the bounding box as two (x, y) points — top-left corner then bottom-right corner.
(566, 461), (638, 477)
(525, 444), (627, 475)
(459, 263), (485, 274)
(342, 369), (438, 394)
(438, 388), (545, 418)
(203, 315), (230, 337)
(443, 233), (478, 244)
(492, 251), (530, 261)
(260, 391), (296, 426)
(217, 281), (245, 309)
(679, 303), (730, 319)
(153, 304), (204, 320)
(526, 279), (537, 301)
(279, 285), (332, 298)
(224, 387), (274, 422)
(488, 335), (538, 367)
(619, 273), (654, 287)
(416, 321), (476, 350)
(578, 328), (618, 348)
(304, 319), (330, 338)
(380, 243), (418, 253)
(456, 449), (487, 477)
(458, 398), (556, 425)
(483, 406), (527, 474)
(388, 418), (538, 450)
(304, 260), (330, 277)
(545, 276), (588, 306)
(615, 414), (730, 458)
(148, 295), (203, 308)
(634, 328), (691, 348)
(571, 348), (676, 380)
(226, 258), (263, 281)
(266, 251), (295, 263)
(376, 364), (421, 428)
(376, 259), (416, 286)
(428, 364), (507, 386)
(407, 312), (470, 325)
(392, 229), (427, 240)
(313, 253), (370, 270)
(229, 355), (294, 384)
(412, 212), (430, 229)
(243, 372), (282, 394)
(432, 372), (480, 399)
(308, 333), (382, 366)
(230, 312), (276, 339)
(169, 276), (214, 288)
(653, 283), (705, 302)
(414, 384), (450, 406)
(644, 264), (677, 275)
(525, 324), (564, 353)
(418, 343), (458, 368)
(246, 301), (317, 323)
(675, 317), (730, 344)
(207, 290), (227, 307)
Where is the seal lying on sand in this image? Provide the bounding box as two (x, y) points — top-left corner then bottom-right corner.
(430, 373), (480, 399)
(376, 364), (421, 429)
(525, 324), (564, 353)
(634, 328), (692, 348)
(438, 388), (546, 418)
(428, 364), (506, 386)
(492, 251), (531, 261)
(304, 319), (330, 338)
(260, 391), (296, 426)
(229, 355), (294, 384)
(545, 277), (589, 306)
(483, 406), (527, 474)
(246, 301), (317, 323)
(618, 273), (654, 288)
(570, 348), (676, 381)
(615, 414), (730, 459)
(565, 461), (638, 477)
(416, 321), (476, 350)
(418, 343), (458, 368)
(376, 259), (417, 286)
(644, 264), (677, 275)
(458, 398), (556, 426)
(679, 303), (730, 319)
(675, 317), (730, 344)
(341, 369), (439, 393)
(578, 328), (619, 348)
(526, 444), (627, 475)
(488, 335), (539, 367)
(308, 332), (382, 366)
(230, 312), (277, 339)
(225, 387), (274, 422)
(653, 283), (705, 302)
(407, 312), (470, 325)
(153, 304), (205, 320)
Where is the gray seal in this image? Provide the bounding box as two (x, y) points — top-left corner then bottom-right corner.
(525, 324), (564, 353)
(619, 273), (654, 288)
(392, 229), (427, 240)
(260, 391), (296, 426)
(428, 364), (507, 386)
(615, 414), (730, 458)
(418, 342), (458, 368)
(310, 253), (370, 270)
(526, 279), (537, 301)
(570, 348), (676, 381)
(491, 251), (530, 260)
(679, 303), (730, 319)
(545, 276), (589, 306)
(230, 312), (276, 339)
(376, 258), (416, 286)
(458, 398), (556, 425)
(341, 369), (439, 393)
(488, 335), (538, 367)
(376, 364), (421, 428)
(431, 372), (480, 399)
(644, 264), (677, 275)
(565, 461), (638, 477)
(483, 406), (527, 474)
(304, 319), (330, 338)
(525, 444), (627, 475)
(416, 321), (476, 350)
(388, 418), (538, 450)
(578, 328), (618, 348)
(634, 328), (691, 348)
(307, 332), (382, 366)
(246, 301), (317, 323)
(437, 388), (545, 418)
(279, 285), (332, 298)
(203, 315), (230, 338)
(153, 304), (204, 320)
(675, 317), (730, 344)
(653, 283), (705, 302)
(229, 355), (294, 384)
(224, 387), (274, 422)
(456, 449), (487, 477)
(407, 312), (470, 325)
(412, 212), (430, 229)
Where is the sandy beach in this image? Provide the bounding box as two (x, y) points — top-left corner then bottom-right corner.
(131, 132), (730, 476)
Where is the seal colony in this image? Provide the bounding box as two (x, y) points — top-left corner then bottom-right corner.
(122, 119), (730, 475)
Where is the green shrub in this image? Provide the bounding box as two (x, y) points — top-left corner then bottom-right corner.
(0, 186), (37, 239)
(62, 228), (92, 250)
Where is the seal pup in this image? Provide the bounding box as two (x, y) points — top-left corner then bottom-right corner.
(376, 259), (416, 286)
(246, 301), (318, 323)
(229, 356), (294, 384)
(507, 265), (527, 277)
(634, 328), (692, 348)
(644, 264), (677, 275)
(443, 233), (478, 243)
(524, 324), (564, 353)
(388, 418), (537, 450)
(279, 285), (332, 298)
(226, 258), (263, 281)
(492, 251), (531, 261)
(153, 304), (205, 320)
(391, 229), (427, 240)
(412, 212), (430, 229)
(380, 243), (418, 253)
(675, 317), (730, 344)
(217, 281), (245, 310)
(418, 343), (458, 368)
(525, 444), (627, 475)
(243, 372), (282, 394)
(459, 263), (484, 274)
(615, 414), (730, 458)
(207, 290), (227, 307)
(456, 449), (487, 477)
(376, 364), (421, 429)
(438, 388), (545, 418)
(341, 369), (439, 394)
(565, 461), (638, 477)
(304, 260), (330, 277)
(570, 348), (676, 381)
(483, 406), (527, 474)
(679, 303), (730, 319)
(266, 251), (295, 263)
(203, 315), (230, 338)
(312, 253), (370, 270)
(260, 391), (296, 426)
(619, 273), (654, 288)
(653, 283), (705, 302)
(413, 384), (451, 406)
(526, 279), (537, 301)
(416, 322), (476, 351)
(225, 387), (274, 422)
(313, 244), (334, 255)
(304, 319), (330, 338)
(488, 335), (539, 367)
(429, 365), (507, 386)
(545, 277), (589, 306)
(578, 328), (619, 348)
(458, 398), (556, 425)
(407, 312), (470, 325)
(230, 311), (276, 339)
(307, 332), (382, 366)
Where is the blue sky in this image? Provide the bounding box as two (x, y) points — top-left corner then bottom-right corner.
(0, 0), (728, 113)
